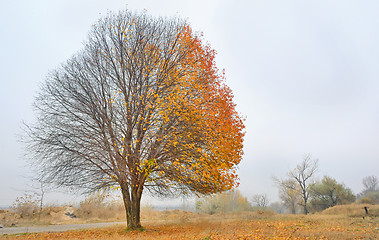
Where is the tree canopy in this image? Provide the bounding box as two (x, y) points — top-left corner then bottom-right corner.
(25, 10), (245, 229)
(310, 176), (355, 211)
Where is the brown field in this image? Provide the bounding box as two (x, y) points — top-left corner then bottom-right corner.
(1, 204), (378, 239)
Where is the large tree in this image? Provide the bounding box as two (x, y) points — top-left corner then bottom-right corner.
(25, 10), (245, 229)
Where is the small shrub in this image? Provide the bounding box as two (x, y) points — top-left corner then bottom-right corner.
(11, 193), (39, 219)
(363, 191), (379, 204)
(75, 191), (125, 220)
(196, 189), (252, 214)
(360, 197), (374, 205)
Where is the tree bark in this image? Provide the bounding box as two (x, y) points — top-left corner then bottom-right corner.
(303, 189), (309, 215)
(120, 181), (142, 229)
(303, 199), (308, 214)
(290, 201), (296, 214)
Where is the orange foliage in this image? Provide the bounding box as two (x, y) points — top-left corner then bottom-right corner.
(146, 25), (245, 194)
(97, 14), (245, 228)
(109, 22), (245, 196)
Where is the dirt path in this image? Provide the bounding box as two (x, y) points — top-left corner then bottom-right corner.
(0, 222), (125, 235)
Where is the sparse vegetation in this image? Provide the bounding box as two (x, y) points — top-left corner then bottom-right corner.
(75, 191), (124, 221)
(195, 189), (252, 214)
(320, 203), (379, 217)
(1, 193), (155, 227)
(11, 193), (39, 220)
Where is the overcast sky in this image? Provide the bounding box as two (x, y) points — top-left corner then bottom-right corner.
(1, 0), (378, 207)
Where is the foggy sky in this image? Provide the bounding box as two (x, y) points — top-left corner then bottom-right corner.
(1, 0), (378, 206)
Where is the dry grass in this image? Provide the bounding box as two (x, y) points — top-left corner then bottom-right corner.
(2, 211), (378, 240)
(1, 193), (160, 227)
(320, 203), (379, 217)
(0, 204), (201, 227)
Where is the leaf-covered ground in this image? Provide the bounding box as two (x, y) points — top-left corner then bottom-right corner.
(2, 213), (378, 239)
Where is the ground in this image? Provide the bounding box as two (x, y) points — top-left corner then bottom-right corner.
(1, 210), (378, 239)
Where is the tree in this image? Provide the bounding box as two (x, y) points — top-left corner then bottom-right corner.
(269, 201), (286, 214)
(29, 179), (49, 220)
(24, 10), (245, 229)
(362, 176), (379, 193)
(310, 176), (355, 212)
(275, 154), (318, 214)
(251, 194), (269, 208)
(275, 178), (300, 214)
(289, 154), (318, 214)
(358, 175), (379, 204)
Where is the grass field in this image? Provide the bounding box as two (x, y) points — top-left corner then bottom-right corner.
(2, 210), (378, 240)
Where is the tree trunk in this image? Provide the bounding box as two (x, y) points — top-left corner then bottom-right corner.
(290, 201), (296, 214)
(303, 204), (308, 214)
(120, 181), (142, 229)
(303, 195), (308, 215)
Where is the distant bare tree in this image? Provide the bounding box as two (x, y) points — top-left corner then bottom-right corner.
(274, 154), (318, 214)
(28, 179), (48, 220)
(269, 201), (285, 214)
(12, 176), (50, 221)
(359, 175), (379, 204)
(252, 194), (269, 208)
(288, 154), (318, 214)
(362, 176), (379, 193)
